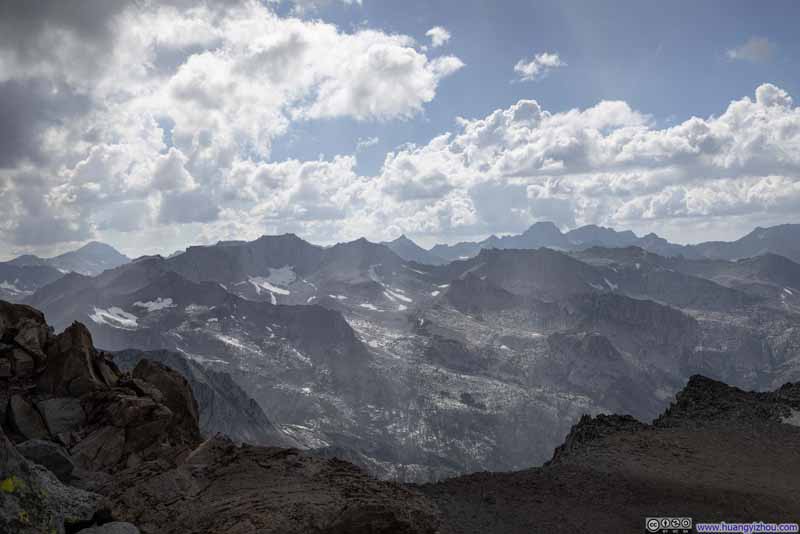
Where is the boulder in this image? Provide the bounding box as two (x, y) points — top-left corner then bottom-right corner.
(11, 348), (34, 376)
(78, 522), (141, 534)
(132, 359), (199, 435)
(95, 353), (123, 387)
(13, 323), (48, 363)
(9, 394), (49, 440)
(39, 322), (118, 396)
(37, 396), (86, 435)
(0, 425), (101, 534)
(0, 302), (50, 375)
(124, 377), (164, 403)
(16, 439), (75, 482)
(0, 300), (36, 328)
(71, 426), (126, 472)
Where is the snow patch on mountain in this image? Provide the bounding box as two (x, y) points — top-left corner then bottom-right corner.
(404, 266), (428, 275)
(89, 306), (139, 330)
(185, 304), (213, 315)
(360, 303), (382, 311)
(384, 289), (413, 303)
(267, 265), (297, 286)
(214, 333), (262, 355)
(0, 280), (30, 295)
(133, 297), (176, 312)
(248, 276), (291, 296)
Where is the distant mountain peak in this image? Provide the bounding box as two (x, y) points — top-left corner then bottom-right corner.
(4, 240), (129, 276)
(382, 234), (447, 265)
(522, 221), (562, 235)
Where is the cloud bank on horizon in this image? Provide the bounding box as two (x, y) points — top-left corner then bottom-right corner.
(0, 0), (798, 259)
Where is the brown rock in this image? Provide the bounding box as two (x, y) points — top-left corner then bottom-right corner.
(0, 425), (102, 534)
(36, 397), (85, 436)
(10, 348), (34, 376)
(96, 353), (123, 386)
(132, 359), (199, 436)
(16, 439), (76, 482)
(0, 300), (47, 331)
(71, 425), (126, 471)
(9, 394), (49, 440)
(104, 395), (164, 428)
(39, 322), (118, 396)
(13, 322), (48, 362)
(101, 437), (440, 534)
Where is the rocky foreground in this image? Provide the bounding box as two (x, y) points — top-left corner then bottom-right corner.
(2, 299), (800, 533)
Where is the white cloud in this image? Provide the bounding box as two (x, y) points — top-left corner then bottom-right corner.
(0, 0), (463, 256)
(363, 83), (800, 243)
(356, 136), (379, 151)
(513, 52), (565, 82)
(1, 3), (798, 257)
(727, 36), (774, 63)
(426, 26), (451, 48)
(269, 0), (364, 16)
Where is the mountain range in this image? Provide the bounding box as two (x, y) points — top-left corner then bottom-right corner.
(426, 221), (800, 264)
(0, 242), (130, 302)
(4, 222), (799, 483)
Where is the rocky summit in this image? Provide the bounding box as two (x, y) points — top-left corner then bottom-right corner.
(3, 299), (800, 533)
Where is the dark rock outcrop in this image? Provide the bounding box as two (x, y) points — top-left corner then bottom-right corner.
(37, 397), (85, 436)
(130, 359), (200, 437)
(113, 349), (299, 448)
(38, 322), (120, 397)
(547, 413), (647, 464)
(0, 425), (101, 534)
(654, 374), (800, 428)
(9, 394), (50, 440)
(16, 439), (75, 482)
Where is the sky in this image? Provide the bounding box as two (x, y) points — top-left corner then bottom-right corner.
(1, 0), (799, 260)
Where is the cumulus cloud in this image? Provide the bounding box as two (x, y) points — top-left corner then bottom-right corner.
(513, 52), (565, 82)
(727, 36), (774, 62)
(356, 137), (379, 151)
(1, 2), (798, 256)
(364, 83), (800, 242)
(426, 26), (451, 48)
(0, 0), (462, 256)
(269, 0), (363, 16)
